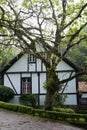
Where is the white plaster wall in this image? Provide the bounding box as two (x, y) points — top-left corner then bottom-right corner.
(39, 94), (77, 106)
(32, 73), (38, 93)
(29, 64), (35, 72)
(37, 59), (41, 71)
(22, 73), (31, 77)
(7, 54), (28, 72)
(38, 59), (74, 71)
(64, 94), (77, 105)
(56, 60), (74, 71)
(4, 74), (13, 90)
(9, 95), (20, 104)
(59, 72), (76, 93)
(42, 63), (46, 71)
(65, 78), (76, 93)
(40, 73), (46, 93)
(39, 95), (45, 106)
(4, 74), (20, 94)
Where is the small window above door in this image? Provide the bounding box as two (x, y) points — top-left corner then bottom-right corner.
(28, 54), (36, 63)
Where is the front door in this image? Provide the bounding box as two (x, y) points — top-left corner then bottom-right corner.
(21, 77), (31, 94)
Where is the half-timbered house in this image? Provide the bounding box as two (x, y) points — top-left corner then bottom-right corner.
(0, 52), (79, 106)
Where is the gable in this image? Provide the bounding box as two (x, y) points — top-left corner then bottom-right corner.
(56, 60), (74, 71)
(7, 54), (28, 72)
(1, 53), (79, 73)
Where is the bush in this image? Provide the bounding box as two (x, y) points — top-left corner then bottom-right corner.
(53, 93), (67, 106)
(19, 94), (38, 107)
(0, 101), (87, 123)
(53, 107), (75, 113)
(78, 110), (87, 114)
(0, 85), (15, 102)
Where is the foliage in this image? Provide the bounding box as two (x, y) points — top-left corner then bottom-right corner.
(53, 107), (75, 113)
(0, 46), (17, 70)
(43, 77), (57, 91)
(52, 93), (67, 106)
(67, 42), (87, 81)
(19, 94), (38, 107)
(0, 101), (87, 124)
(0, 85), (15, 102)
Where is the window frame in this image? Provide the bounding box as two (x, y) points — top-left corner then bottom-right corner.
(28, 54), (36, 63)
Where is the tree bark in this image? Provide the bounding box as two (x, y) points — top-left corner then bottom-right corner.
(44, 89), (55, 110)
(44, 69), (59, 110)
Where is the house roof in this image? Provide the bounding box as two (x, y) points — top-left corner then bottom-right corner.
(0, 52), (79, 74)
(62, 57), (79, 72)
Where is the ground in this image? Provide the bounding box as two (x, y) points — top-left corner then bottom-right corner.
(0, 108), (84, 130)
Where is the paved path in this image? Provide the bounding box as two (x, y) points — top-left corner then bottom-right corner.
(0, 108), (84, 130)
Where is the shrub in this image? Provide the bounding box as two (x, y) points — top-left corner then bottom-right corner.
(0, 101), (87, 123)
(19, 94), (38, 107)
(53, 107), (75, 113)
(53, 93), (67, 106)
(0, 85), (15, 102)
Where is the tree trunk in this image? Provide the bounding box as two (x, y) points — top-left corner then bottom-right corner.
(44, 88), (55, 110)
(44, 69), (59, 110)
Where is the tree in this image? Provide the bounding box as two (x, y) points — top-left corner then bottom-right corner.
(67, 25), (87, 70)
(0, 0), (87, 110)
(0, 46), (16, 69)
(0, 45), (17, 83)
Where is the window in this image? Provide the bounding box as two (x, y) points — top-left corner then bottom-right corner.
(21, 77), (31, 94)
(28, 54), (36, 63)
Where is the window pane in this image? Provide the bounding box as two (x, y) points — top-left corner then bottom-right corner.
(28, 54), (35, 63)
(22, 81), (26, 94)
(27, 82), (31, 93)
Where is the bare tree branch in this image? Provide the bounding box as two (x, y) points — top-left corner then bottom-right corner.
(63, 36), (87, 56)
(64, 3), (87, 30)
(0, 6), (5, 20)
(61, 71), (73, 93)
(60, 0), (67, 29)
(69, 22), (87, 43)
(59, 70), (87, 84)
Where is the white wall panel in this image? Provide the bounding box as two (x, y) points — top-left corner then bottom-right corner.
(40, 73), (46, 93)
(64, 95), (77, 105)
(4, 74), (20, 94)
(29, 64), (35, 72)
(7, 54), (28, 72)
(42, 63), (46, 71)
(4, 74), (13, 90)
(56, 61), (74, 71)
(39, 95), (45, 106)
(22, 73), (31, 77)
(37, 59), (41, 71)
(59, 72), (76, 93)
(32, 73), (38, 93)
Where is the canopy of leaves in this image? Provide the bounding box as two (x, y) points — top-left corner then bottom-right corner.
(0, 0), (87, 84)
(0, 45), (19, 70)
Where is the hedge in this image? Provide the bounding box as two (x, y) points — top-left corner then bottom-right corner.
(53, 107), (75, 113)
(0, 101), (87, 122)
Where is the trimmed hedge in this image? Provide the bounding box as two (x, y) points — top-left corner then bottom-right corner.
(53, 107), (75, 113)
(0, 101), (87, 122)
(78, 110), (87, 114)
